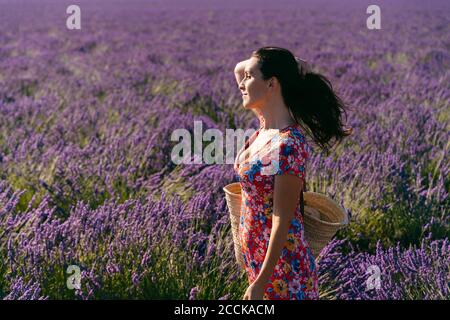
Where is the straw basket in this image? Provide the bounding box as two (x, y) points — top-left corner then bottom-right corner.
(223, 182), (348, 268)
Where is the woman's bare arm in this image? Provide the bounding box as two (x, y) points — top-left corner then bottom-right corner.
(234, 59), (250, 86)
(253, 174), (303, 285)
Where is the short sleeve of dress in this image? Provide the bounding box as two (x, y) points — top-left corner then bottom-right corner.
(274, 134), (308, 180)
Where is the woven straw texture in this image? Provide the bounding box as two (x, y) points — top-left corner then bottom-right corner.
(223, 182), (348, 267)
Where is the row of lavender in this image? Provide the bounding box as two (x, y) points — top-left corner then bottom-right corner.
(1, 180), (449, 300)
(0, 0), (449, 299)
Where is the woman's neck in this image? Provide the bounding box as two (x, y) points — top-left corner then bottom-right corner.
(254, 105), (296, 131)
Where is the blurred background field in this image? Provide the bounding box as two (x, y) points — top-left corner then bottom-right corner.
(0, 0), (448, 299)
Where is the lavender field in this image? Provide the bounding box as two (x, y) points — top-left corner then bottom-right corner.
(0, 0), (449, 300)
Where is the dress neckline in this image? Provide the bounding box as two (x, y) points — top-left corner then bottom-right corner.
(235, 123), (300, 169)
(259, 123), (299, 134)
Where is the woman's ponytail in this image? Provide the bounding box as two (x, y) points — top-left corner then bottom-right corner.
(252, 47), (353, 154)
(292, 71), (353, 154)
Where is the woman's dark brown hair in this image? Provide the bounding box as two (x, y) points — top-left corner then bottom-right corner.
(252, 46), (353, 154)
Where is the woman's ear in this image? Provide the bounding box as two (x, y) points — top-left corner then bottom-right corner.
(268, 77), (277, 88)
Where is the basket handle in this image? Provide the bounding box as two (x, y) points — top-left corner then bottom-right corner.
(300, 178), (307, 217)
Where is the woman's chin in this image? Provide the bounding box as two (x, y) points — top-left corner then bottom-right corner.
(242, 101), (252, 109)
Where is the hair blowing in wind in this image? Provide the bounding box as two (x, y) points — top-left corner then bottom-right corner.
(252, 46), (353, 154)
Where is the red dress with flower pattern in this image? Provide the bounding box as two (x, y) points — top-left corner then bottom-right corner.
(233, 122), (319, 300)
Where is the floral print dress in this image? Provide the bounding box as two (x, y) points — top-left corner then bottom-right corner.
(233, 122), (319, 300)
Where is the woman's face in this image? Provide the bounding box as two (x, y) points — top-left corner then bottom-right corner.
(239, 57), (270, 110)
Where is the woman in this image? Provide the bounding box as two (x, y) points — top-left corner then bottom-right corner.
(233, 47), (352, 300)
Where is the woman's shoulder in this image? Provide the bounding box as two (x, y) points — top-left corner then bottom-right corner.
(278, 125), (310, 158)
(278, 124), (306, 144)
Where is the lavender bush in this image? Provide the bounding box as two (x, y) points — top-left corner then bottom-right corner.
(0, 0), (448, 299)
(2, 277), (47, 300)
(318, 239), (449, 300)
